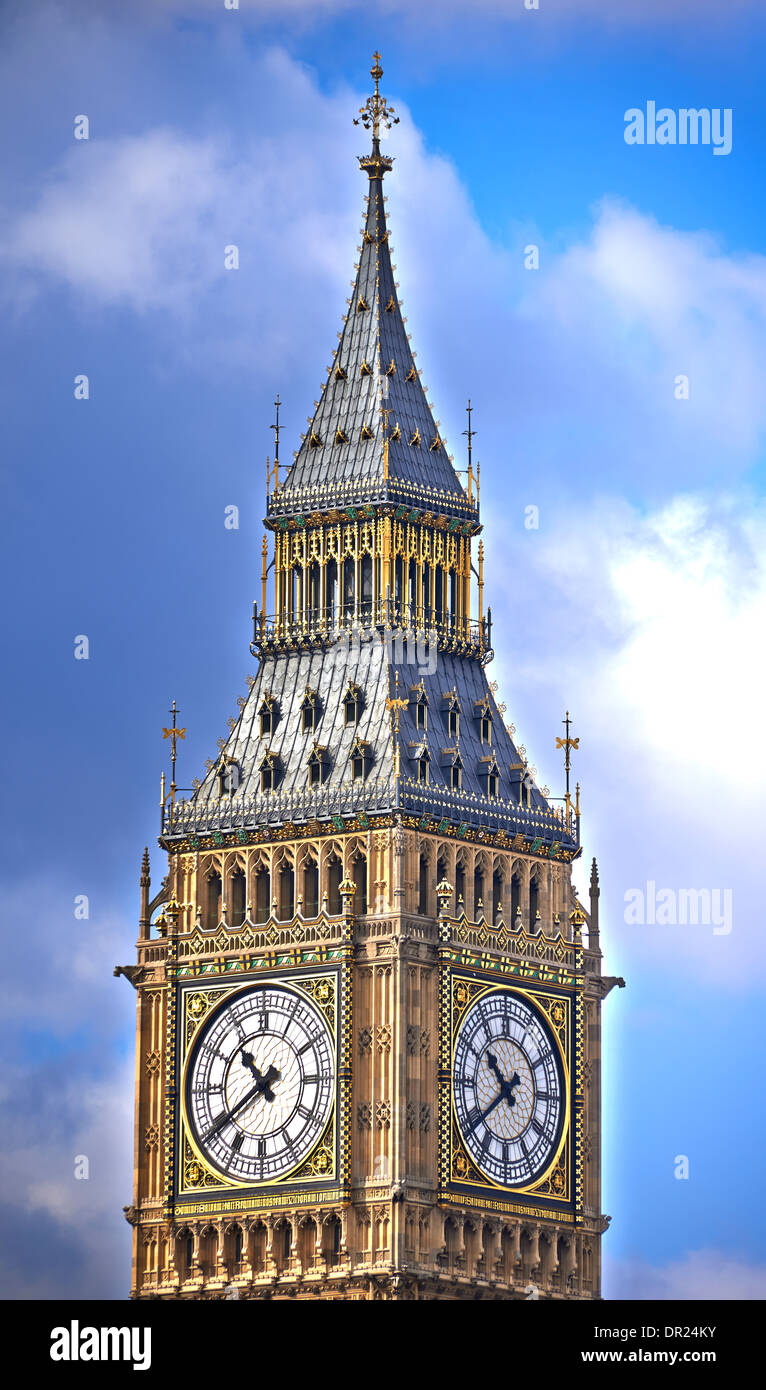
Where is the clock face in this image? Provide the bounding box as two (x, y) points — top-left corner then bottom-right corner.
(453, 989), (564, 1189)
(186, 983), (335, 1184)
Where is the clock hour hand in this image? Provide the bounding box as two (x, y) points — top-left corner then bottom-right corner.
(241, 1049), (281, 1103)
(486, 1051), (505, 1087)
(487, 1051), (521, 1108)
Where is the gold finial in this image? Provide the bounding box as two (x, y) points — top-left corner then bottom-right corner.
(463, 399), (476, 502)
(161, 699), (186, 810)
(353, 52), (400, 142)
(555, 711), (580, 827)
(268, 394), (282, 493)
(386, 669), (408, 777)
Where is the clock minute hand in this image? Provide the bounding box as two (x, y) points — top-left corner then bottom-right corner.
(202, 1078), (264, 1142)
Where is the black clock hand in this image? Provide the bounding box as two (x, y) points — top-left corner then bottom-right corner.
(481, 1092), (504, 1122)
(202, 1079), (265, 1142)
(464, 1090), (504, 1137)
(203, 1062), (282, 1142)
(241, 1050), (281, 1103)
(487, 1052), (522, 1108)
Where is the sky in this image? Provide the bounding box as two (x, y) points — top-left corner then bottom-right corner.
(1, 0), (765, 1300)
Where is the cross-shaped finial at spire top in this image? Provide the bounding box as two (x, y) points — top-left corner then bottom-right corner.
(354, 51), (400, 142)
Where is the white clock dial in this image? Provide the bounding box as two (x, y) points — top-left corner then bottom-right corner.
(186, 983), (335, 1184)
(453, 989), (564, 1188)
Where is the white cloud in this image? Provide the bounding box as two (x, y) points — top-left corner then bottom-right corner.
(0, 879), (135, 1298)
(486, 491), (766, 987)
(607, 1248), (766, 1299)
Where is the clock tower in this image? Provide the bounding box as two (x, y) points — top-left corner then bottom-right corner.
(117, 55), (623, 1301)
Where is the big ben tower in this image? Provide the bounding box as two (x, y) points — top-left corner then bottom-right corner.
(118, 55), (622, 1301)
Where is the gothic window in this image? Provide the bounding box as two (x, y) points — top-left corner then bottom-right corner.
(344, 682), (362, 726)
(259, 695), (276, 738)
(450, 758), (462, 791)
(302, 688), (318, 733)
(352, 856), (368, 916)
(474, 866), (484, 916)
(511, 871), (521, 922)
(480, 757), (500, 799)
(327, 858), (342, 915)
(229, 868), (246, 927)
(435, 566), (443, 619)
(307, 744), (328, 786)
(361, 554), (372, 621)
(342, 557), (355, 618)
(278, 865), (294, 921)
(307, 563), (320, 619)
(260, 751), (280, 793)
(529, 874), (540, 926)
(350, 737), (370, 781)
(218, 758), (240, 796)
(448, 706), (460, 739)
(417, 752), (429, 784)
(475, 696), (493, 744)
(204, 870), (221, 931)
(492, 870), (503, 923)
(412, 683), (429, 730)
(303, 861), (319, 918)
(327, 557), (337, 621)
(254, 867), (270, 924)
(323, 1215), (342, 1266)
(418, 855), (430, 915)
(455, 862), (466, 909)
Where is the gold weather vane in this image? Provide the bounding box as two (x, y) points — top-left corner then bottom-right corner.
(555, 710), (580, 826)
(353, 52), (400, 139)
(162, 699), (186, 811)
(386, 670), (408, 775)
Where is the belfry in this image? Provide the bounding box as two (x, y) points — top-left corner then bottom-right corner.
(118, 54), (622, 1301)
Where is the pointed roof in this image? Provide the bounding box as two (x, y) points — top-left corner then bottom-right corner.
(268, 60), (475, 525)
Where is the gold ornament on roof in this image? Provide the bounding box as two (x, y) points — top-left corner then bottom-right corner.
(353, 53), (400, 140)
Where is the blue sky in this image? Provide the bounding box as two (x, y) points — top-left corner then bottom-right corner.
(2, 0), (765, 1299)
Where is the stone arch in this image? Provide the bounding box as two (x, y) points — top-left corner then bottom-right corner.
(202, 862), (222, 931)
(322, 1211), (342, 1265)
(249, 1220), (268, 1273)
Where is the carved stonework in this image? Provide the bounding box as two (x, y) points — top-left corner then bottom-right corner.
(123, 64), (613, 1304)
